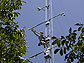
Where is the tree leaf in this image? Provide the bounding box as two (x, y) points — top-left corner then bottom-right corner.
(66, 35), (70, 40)
(73, 30), (77, 33)
(69, 27), (72, 33)
(51, 36), (56, 40)
(21, 1), (26, 3)
(65, 41), (69, 46)
(61, 39), (66, 46)
(75, 23), (80, 26)
(67, 46), (70, 51)
(64, 47), (66, 54)
(78, 26), (82, 31)
(23, 27), (26, 29)
(52, 39), (58, 45)
(75, 23), (83, 26)
(81, 27), (84, 33)
(57, 40), (61, 47)
(67, 60), (71, 63)
(65, 54), (68, 59)
(54, 49), (60, 54)
(71, 33), (77, 36)
(60, 36), (65, 39)
(80, 33), (84, 38)
(71, 56), (74, 62)
(60, 49), (63, 56)
(52, 40), (57, 45)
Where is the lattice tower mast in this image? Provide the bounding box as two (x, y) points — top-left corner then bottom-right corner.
(45, 0), (54, 63)
(28, 0), (65, 62)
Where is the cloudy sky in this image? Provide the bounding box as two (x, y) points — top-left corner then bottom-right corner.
(16, 0), (84, 63)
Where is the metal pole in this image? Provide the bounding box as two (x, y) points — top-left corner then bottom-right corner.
(45, 0), (47, 37)
(50, 0), (54, 63)
(45, 0), (51, 63)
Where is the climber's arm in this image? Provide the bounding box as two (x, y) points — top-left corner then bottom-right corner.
(31, 29), (40, 37)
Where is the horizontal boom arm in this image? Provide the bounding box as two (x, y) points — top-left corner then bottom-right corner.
(28, 12), (65, 30)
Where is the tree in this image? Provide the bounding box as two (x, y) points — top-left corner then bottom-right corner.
(52, 23), (84, 63)
(0, 0), (31, 63)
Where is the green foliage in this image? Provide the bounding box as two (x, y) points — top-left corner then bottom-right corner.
(54, 49), (60, 54)
(69, 27), (72, 33)
(52, 23), (84, 63)
(0, 0), (31, 63)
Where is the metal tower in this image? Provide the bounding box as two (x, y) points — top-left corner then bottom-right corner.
(28, 0), (65, 63)
(45, 0), (53, 63)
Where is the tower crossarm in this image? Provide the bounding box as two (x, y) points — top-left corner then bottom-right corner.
(28, 46), (57, 59)
(28, 12), (65, 30)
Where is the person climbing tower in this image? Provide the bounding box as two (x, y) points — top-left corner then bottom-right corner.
(31, 28), (50, 48)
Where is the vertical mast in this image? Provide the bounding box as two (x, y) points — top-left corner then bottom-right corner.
(50, 0), (54, 63)
(45, 0), (51, 63)
(45, 0), (54, 63)
(45, 0), (50, 37)
(45, 0), (47, 37)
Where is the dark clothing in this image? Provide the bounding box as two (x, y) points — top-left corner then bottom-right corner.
(31, 29), (49, 48)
